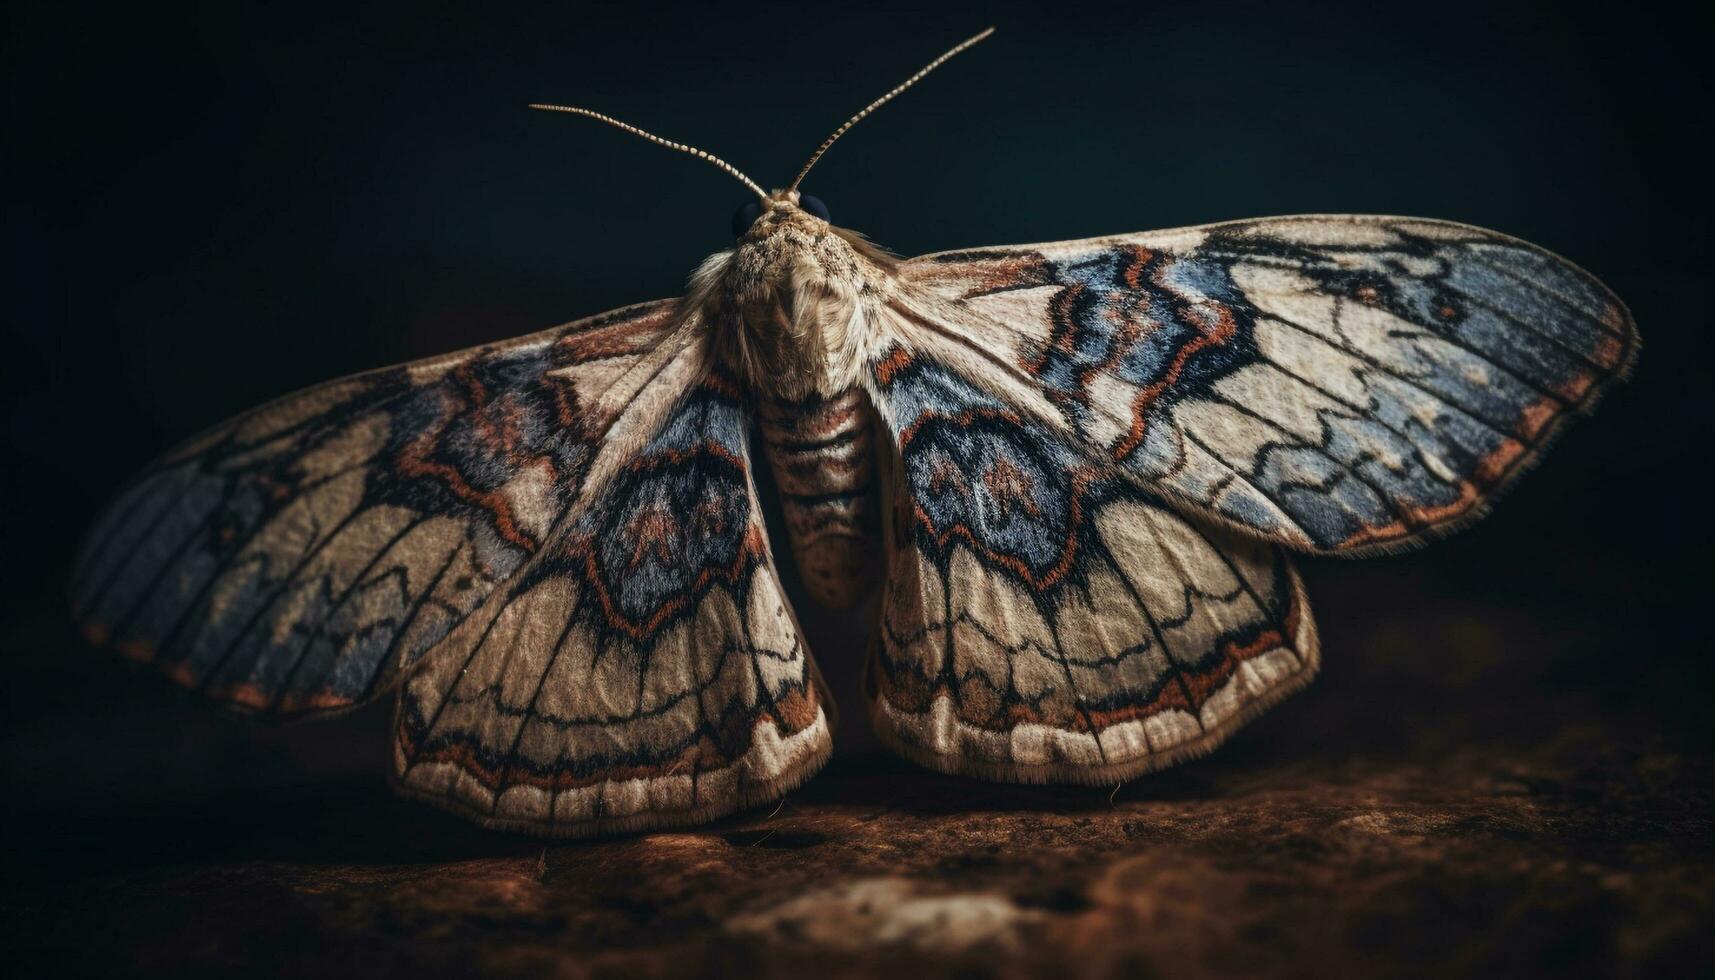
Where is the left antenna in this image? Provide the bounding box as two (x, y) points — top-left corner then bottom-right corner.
(528, 104), (768, 201)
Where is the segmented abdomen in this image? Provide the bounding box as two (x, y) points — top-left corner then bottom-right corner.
(758, 387), (882, 608)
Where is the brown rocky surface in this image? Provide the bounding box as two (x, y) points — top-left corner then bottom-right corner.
(4, 560), (1710, 978)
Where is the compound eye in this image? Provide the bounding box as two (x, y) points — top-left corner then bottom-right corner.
(799, 193), (831, 222)
(731, 200), (764, 239)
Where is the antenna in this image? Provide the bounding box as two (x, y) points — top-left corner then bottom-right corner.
(787, 27), (995, 193)
(526, 104), (768, 200)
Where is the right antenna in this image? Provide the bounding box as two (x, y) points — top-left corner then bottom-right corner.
(786, 26), (995, 194)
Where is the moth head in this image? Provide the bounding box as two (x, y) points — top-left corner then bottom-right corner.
(732, 190), (830, 241)
(713, 190), (883, 399)
(525, 26), (994, 397)
(720, 189), (859, 313)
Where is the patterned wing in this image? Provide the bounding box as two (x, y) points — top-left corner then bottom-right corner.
(864, 352), (1318, 782)
(391, 367), (831, 837)
(900, 215), (1638, 553)
(71, 299), (685, 716)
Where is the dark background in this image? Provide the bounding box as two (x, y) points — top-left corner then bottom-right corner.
(3, 0), (1710, 975)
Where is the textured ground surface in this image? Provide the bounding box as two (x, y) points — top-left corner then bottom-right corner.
(4, 559), (1711, 978)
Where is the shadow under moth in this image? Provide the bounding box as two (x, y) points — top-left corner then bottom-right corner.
(71, 29), (1638, 837)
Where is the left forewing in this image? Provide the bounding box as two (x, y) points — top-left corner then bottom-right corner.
(899, 215), (1638, 554)
(71, 300), (685, 715)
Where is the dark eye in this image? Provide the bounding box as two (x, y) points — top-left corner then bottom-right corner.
(799, 193), (831, 222)
(731, 200), (763, 239)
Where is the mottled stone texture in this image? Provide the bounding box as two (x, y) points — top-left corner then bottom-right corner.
(4, 563), (1710, 977)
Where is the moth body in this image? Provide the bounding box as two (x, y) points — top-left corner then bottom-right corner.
(757, 387), (883, 608)
(697, 192), (895, 607)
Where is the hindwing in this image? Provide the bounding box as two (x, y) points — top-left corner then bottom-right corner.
(391, 365), (831, 836)
(865, 351), (1317, 781)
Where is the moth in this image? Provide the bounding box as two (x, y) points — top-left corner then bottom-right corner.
(71, 28), (1638, 837)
